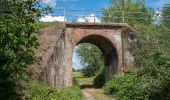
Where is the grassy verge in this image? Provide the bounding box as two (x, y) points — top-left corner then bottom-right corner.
(24, 79), (83, 100)
(39, 22), (60, 28)
(73, 72), (94, 86)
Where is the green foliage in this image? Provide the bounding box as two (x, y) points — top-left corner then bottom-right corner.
(103, 72), (137, 99)
(76, 43), (104, 77)
(59, 86), (83, 100)
(81, 65), (97, 77)
(0, 0), (42, 98)
(73, 77), (79, 86)
(73, 72), (94, 87)
(26, 79), (83, 100)
(0, 79), (21, 100)
(104, 56), (170, 100)
(39, 22), (59, 28)
(103, 25), (170, 100)
(162, 4), (170, 28)
(0, 0), (40, 78)
(103, 0), (153, 24)
(130, 25), (170, 71)
(93, 67), (105, 88)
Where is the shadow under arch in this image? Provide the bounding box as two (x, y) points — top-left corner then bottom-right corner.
(75, 35), (118, 80)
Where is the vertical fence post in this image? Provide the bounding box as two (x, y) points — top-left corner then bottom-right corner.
(64, 9), (66, 22)
(122, 11), (125, 23)
(93, 10), (96, 23)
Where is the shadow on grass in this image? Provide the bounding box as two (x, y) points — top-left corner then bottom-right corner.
(0, 79), (22, 100)
(80, 84), (94, 89)
(74, 76), (84, 78)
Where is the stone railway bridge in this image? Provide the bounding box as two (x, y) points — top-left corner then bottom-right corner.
(36, 22), (135, 88)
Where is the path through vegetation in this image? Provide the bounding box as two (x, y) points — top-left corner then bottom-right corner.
(73, 72), (115, 100)
(82, 88), (115, 100)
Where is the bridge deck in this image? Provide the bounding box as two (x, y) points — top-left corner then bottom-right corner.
(65, 22), (129, 29)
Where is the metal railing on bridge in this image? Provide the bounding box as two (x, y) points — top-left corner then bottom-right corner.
(41, 8), (170, 24)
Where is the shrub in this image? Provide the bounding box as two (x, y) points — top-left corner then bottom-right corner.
(26, 79), (83, 100)
(104, 63), (170, 100)
(76, 43), (104, 77)
(93, 67), (105, 88)
(103, 25), (170, 100)
(81, 65), (96, 77)
(0, 0), (41, 98)
(59, 87), (83, 100)
(73, 77), (79, 86)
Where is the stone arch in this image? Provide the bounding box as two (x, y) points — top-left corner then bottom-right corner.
(64, 28), (123, 86)
(74, 35), (119, 81)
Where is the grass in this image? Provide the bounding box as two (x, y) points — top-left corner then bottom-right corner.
(84, 88), (115, 100)
(39, 22), (60, 28)
(25, 79), (83, 100)
(73, 72), (115, 100)
(73, 72), (94, 86)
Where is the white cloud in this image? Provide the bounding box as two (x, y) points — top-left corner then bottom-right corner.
(153, 11), (162, 24)
(77, 14), (101, 23)
(41, 0), (56, 8)
(40, 15), (66, 22)
(39, 14), (101, 23)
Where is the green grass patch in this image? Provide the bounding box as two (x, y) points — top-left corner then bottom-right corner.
(39, 22), (59, 28)
(73, 72), (83, 78)
(73, 72), (94, 86)
(25, 79), (83, 100)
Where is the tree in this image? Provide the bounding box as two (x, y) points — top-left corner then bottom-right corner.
(103, 1), (170, 99)
(104, 24), (170, 100)
(162, 4), (170, 28)
(0, 0), (42, 99)
(76, 43), (104, 77)
(103, 0), (152, 24)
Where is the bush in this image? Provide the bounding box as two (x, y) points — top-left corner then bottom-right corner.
(76, 43), (104, 77)
(93, 67), (105, 88)
(104, 63), (170, 100)
(25, 79), (83, 100)
(73, 77), (79, 86)
(59, 87), (83, 100)
(81, 65), (96, 77)
(0, 79), (22, 100)
(0, 0), (41, 98)
(103, 25), (170, 100)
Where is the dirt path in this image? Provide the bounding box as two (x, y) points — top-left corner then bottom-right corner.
(81, 89), (95, 100)
(81, 88), (115, 100)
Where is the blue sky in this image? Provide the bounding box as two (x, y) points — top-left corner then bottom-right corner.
(42, 0), (170, 10)
(41, 0), (170, 22)
(41, 0), (170, 70)
(145, 0), (170, 10)
(56, 0), (111, 10)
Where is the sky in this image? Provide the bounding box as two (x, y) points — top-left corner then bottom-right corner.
(40, 0), (170, 70)
(40, 0), (170, 22)
(41, 0), (170, 10)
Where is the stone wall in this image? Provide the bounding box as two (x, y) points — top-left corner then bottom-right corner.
(35, 23), (67, 88)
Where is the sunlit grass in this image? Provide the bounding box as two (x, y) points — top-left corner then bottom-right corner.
(26, 78), (83, 100)
(39, 21), (59, 28)
(73, 72), (94, 86)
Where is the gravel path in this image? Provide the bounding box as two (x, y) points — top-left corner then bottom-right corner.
(81, 89), (95, 100)
(81, 88), (115, 100)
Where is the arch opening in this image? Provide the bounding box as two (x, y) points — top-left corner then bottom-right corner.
(72, 35), (118, 85)
(73, 43), (104, 88)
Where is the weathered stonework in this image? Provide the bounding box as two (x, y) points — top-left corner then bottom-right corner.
(37, 22), (135, 88)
